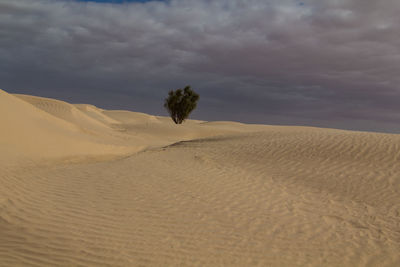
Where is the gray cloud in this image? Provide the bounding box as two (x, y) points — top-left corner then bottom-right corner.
(1, 0), (400, 133)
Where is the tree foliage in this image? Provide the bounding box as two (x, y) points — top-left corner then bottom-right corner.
(164, 86), (199, 124)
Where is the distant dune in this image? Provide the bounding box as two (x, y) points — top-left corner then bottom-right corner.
(1, 89), (399, 266)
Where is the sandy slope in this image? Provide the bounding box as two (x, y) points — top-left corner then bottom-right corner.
(1, 89), (399, 266)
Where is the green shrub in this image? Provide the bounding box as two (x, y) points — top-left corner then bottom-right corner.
(164, 86), (199, 124)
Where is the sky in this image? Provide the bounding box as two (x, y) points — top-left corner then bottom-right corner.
(1, 0), (400, 133)
(77, 0), (161, 3)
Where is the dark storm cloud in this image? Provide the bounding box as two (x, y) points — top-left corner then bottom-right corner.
(1, 0), (400, 132)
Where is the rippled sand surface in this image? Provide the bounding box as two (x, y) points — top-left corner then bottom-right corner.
(1, 89), (399, 266)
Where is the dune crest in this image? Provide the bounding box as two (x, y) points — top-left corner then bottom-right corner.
(1, 90), (247, 165)
(16, 94), (116, 133)
(0, 90), (141, 165)
(1, 90), (399, 266)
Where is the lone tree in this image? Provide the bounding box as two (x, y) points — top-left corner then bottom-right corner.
(164, 85), (199, 124)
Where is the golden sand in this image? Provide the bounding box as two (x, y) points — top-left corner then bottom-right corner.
(1, 89), (399, 266)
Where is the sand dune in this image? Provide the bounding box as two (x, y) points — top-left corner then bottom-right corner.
(0, 90), (131, 166)
(15, 94), (117, 134)
(1, 89), (399, 266)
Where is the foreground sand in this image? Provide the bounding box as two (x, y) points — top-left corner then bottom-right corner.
(1, 89), (399, 266)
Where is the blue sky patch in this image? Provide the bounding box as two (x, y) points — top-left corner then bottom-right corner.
(77, 0), (163, 3)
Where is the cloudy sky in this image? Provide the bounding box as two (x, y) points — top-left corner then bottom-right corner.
(1, 0), (400, 133)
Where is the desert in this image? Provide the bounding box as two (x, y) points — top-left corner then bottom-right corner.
(1, 89), (399, 266)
